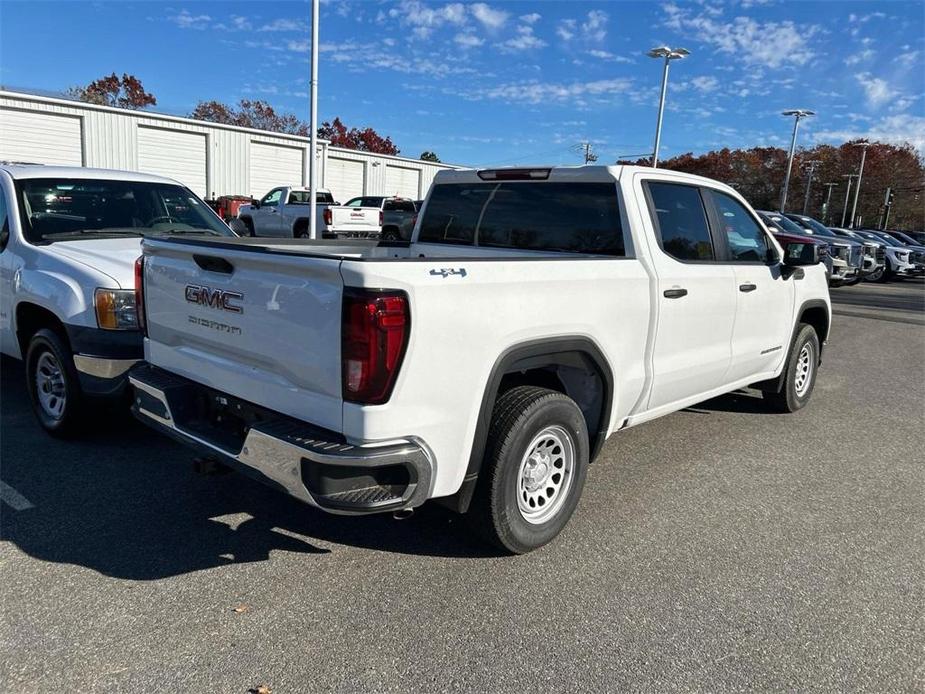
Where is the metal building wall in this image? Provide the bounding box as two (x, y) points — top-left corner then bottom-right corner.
(0, 90), (462, 199)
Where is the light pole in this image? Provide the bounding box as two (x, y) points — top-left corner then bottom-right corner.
(779, 109), (815, 213)
(307, 0), (320, 239)
(840, 174), (858, 227)
(801, 159), (822, 215)
(821, 182), (838, 224)
(647, 46), (690, 168)
(848, 141), (871, 229)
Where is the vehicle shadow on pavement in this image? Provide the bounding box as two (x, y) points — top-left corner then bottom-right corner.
(0, 359), (497, 581)
(683, 389), (775, 415)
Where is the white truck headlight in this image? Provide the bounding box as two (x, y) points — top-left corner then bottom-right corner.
(95, 289), (138, 330)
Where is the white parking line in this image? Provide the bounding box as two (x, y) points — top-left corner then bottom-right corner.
(0, 481), (34, 511)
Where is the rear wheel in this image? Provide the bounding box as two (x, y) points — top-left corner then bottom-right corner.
(762, 323), (819, 413)
(25, 328), (84, 437)
(468, 386), (589, 554)
(381, 227), (400, 241)
(294, 223), (309, 238)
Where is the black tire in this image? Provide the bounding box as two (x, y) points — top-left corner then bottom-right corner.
(468, 386), (589, 554)
(863, 265), (885, 283)
(294, 224), (309, 238)
(762, 323), (820, 413)
(381, 227), (400, 241)
(25, 328), (84, 437)
(240, 217), (256, 237)
(877, 262), (893, 283)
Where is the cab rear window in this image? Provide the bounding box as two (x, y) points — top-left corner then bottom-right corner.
(417, 182), (625, 256)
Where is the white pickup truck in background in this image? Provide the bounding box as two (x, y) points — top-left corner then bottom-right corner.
(0, 163), (235, 435)
(235, 186), (381, 239)
(131, 165), (830, 553)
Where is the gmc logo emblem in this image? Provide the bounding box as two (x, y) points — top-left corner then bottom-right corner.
(185, 285), (244, 313)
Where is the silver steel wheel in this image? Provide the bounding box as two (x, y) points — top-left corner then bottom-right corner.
(35, 351), (67, 420)
(516, 425), (575, 525)
(794, 341), (815, 398)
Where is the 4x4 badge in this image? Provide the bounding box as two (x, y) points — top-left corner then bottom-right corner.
(429, 268), (467, 278)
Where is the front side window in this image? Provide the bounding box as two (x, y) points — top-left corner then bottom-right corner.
(15, 178), (232, 244)
(261, 189), (283, 207)
(418, 181), (625, 256)
(646, 182), (714, 261)
(711, 192), (772, 262)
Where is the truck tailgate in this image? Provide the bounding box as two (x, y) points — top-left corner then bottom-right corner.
(141, 238), (344, 432)
(330, 206), (380, 234)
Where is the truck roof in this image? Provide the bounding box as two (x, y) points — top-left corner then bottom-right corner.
(0, 163), (183, 185)
(432, 164), (741, 196)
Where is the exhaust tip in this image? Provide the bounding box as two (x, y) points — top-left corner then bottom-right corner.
(392, 508), (414, 520)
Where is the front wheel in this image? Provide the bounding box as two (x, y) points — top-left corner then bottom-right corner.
(26, 328), (84, 437)
(762, 323), (820, 413)
(468, 386), (589, 554)
(863, 265), (885, 282)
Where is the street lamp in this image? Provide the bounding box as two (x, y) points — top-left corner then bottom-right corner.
(821, 182), (838, 224)
(840, 173), (858, 227)
(779, 109), (815, 213)
(801, 160), (821, 215)
(848, 141), (871, 229)
(647, 46), (690, 168)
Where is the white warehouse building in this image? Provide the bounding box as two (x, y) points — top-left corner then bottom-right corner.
(0, 90), (462, 201)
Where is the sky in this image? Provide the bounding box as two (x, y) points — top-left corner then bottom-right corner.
(1, 0), (923, 166)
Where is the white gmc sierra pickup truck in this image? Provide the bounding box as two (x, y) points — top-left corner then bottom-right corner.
(235, 187), (381, 239)
(131, 165), (830, 553)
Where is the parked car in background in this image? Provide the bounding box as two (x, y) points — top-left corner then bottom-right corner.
(0, 164), (235, 435)
(234, 187), (384, 239)
(829, 228), (885, 282)
(131, 165), (830, 553)
(343, 196), (417, 241)
(784, 213), (864, 285)
(897, 230), (925, 245)
(851, 230), (919, 282)
(756, 211), (833, 279)
(880, 229), (925, 265)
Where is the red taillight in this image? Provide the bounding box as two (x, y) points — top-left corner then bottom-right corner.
(378, 210), (384, 227)
(134, 255), (147, 335)
(342, 289), (409, 405)
(323, 207), (332, 226)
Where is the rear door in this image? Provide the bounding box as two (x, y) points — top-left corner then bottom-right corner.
(142, 238), (345, 432)
(637, 178), (737, 410)
(705, 189), (794, 381)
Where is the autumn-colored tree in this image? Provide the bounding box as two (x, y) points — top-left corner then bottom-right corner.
(650, 142), (924, 230)
(68, 73), (156, 110)
(420, 151), (441, 162)
(317, 117), (399, 155)
(190, 99), (309, 136)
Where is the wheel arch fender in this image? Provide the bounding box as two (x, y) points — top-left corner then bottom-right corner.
(444, 336), (615, 514)
(755, 298), (830, 395)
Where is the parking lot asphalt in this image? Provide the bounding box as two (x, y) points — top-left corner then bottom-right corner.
(1, 280), (923, 693)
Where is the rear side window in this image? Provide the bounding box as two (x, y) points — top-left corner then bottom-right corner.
(417, 182), (625, 256)
(646, 182), (714, 261)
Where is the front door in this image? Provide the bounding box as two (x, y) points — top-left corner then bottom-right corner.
(637, 177), (737, 411)
(705, 189), (795, 382)
(252, 188), (284, 236)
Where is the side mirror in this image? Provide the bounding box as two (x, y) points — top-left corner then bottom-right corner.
(782, 240), (820, 267)
(252, 200), (261, 209)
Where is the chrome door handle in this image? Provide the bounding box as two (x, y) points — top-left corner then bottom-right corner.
(739, 283), (757, 292)
(663, 288), (688, 299)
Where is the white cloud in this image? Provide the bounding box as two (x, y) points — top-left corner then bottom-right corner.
(168, 9), (211, 30)
(856, 72), (895, 108)
(556, 19), (576, 41)
(844, 49), (875, 66)
(894, 48), (921, 67)
(691, 75), (719, 92)
(665, 6), (818, 68)
(557, 10), (608, 42)
(848, 11), (887, 23)
(467, 77), (633, 104)
(520, 13), (541, 25)
(498, 25), (546, 53)
(386, 1), (467, 38)
(455, 32), (484, 48)
(259, 18), (307, 32)
(470, 3), (508, 30)
(815, 113), (925, 152)
(587, 49), (632, 64)
(581, 10), (608, 42)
